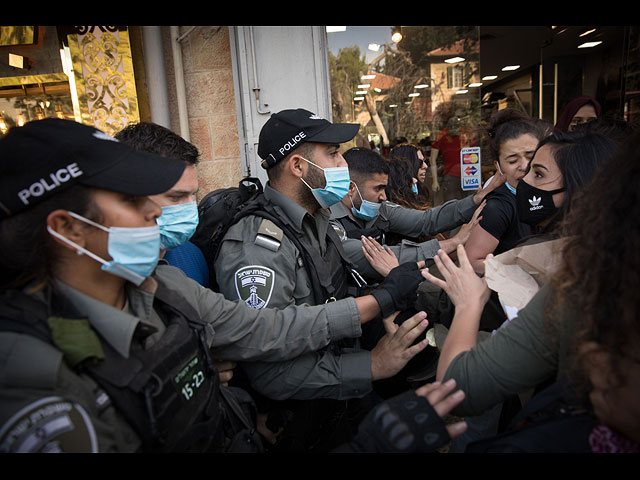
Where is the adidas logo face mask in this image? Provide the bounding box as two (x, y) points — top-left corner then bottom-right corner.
(516, 178), (565, 226)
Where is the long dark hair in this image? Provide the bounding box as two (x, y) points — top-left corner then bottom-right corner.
(532, 129), (620, 233)
(552, 133), (640, 392)
(389, 143), (430, 206)
(0, 185), (99, 291)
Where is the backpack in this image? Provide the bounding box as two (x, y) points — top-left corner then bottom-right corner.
(190, 177), (263, 291)
(191, 177), (367, 301)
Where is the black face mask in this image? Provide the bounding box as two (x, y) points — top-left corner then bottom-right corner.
(516, 178), (565, 226)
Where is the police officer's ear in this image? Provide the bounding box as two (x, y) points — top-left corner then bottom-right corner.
(47, 210), (90, 251)
(347, 180), (358, 199)
(287, 154), (307, 180)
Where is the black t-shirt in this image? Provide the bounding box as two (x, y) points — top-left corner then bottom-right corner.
(479, 183), (531, 255)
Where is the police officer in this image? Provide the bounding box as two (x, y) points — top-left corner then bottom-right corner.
(213, 108), (429, 451)
(330, 147), (503, 281)
(0, 118), (399, 453)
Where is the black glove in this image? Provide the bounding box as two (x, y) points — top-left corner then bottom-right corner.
(370, 262), (424, 317)
(333, 390), (451, 453)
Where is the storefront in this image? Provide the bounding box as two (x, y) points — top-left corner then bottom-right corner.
(2, 25), (638, 199)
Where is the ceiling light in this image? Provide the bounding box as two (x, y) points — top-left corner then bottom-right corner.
(389, 104), (398, 108)
(482, 75), (498, 80)
(9, 53), (26, 69)
(456, 89), (468, 94)
(578, 41), (602, 49)
(358, 84), (370, 89)
(445, 57), (465, 64)
(356, 90), (368, 95)
(502, 65), (520, 71)
(391, 28), (402, 43)
(368, 43), (381, 52)
(579, 29), (596, 37)
(373, 87), (381, 93)
(408, 92), (420, 97)
(414, 84), (429, 89)
(361, 74), (376, 80)
(326, 26), (346, 33)
(468, 82), (483, 87)
(354, 96), (365, 101)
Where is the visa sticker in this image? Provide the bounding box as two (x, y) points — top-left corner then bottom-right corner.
(460, 147), (482, 191)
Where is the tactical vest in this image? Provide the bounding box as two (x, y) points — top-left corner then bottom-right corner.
(337, 212), (390, 245)
(235, 194), (367, 304)
(0, 282), (261, 453)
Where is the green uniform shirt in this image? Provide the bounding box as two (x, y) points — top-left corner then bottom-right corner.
(330, 195), (478, 277)
(214, 183), (372, 401)
(0, 264), (362, 452)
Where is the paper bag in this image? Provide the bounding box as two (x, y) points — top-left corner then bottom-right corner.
(483, 238), (566, 313)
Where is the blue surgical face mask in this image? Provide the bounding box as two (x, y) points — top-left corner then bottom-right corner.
(47, 211), (160, 286)
(497, 163), (517, 195)
(157, 201), (199, 249)
(350, 183), (381, 221)
(411, 183), (419, 195)
(299, 156), (350, 208)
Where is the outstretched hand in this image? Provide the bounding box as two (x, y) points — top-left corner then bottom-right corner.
(370, 310), (430, 381)
(422, 245), (491, 310)
(361, 235), (399, 277)
(473, 170), (506, 205)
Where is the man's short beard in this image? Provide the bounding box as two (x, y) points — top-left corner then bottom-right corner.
(298, 163), (326, 211)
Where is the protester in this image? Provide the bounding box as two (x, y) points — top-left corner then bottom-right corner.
(389, 143), (431, 206)
(422, 129), (623, 418)
(426, 131), (639, 452)
(464, 109), (547, 274)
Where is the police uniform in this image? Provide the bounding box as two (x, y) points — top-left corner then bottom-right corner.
(214, 183), (371, 400)
(0, 264), (362, 453)
(329, 195), (479, 277)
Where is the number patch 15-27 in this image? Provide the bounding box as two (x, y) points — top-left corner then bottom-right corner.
(173, 355), (207, 402)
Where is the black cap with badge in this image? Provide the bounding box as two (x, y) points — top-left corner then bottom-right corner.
(258, 108), (360, 169)
(0, 118), (187, 219)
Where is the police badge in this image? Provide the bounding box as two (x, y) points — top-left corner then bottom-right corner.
(234, 266), (275, 309)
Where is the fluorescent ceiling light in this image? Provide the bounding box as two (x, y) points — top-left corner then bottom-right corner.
(373, 87), (381, 93)
(502, 65), (520, 71)
(408, 92), (420, 97)
(326, 26), (346, 33)
(358, 84), (370, 89)
(356, 90), (368, 95)
(579, 29), (596, 37)
(368, 43), (381, 52)
(482, 75), (498, 80)
(361, 74), (376, 80)
(389, 104), (398, 108)
(445, 57), (465, 64)
(414, 84), (429, 89)
(468, 82), (483, 87)
(354, 96), (364, 101)
(578, 41), (602, 48)
(456, 89), (468, 94)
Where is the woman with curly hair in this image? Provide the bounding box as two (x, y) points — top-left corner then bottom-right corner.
(423, 130), (638, 452)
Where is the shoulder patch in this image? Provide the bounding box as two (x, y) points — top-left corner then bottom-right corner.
(234, 266), (275, 309)
(255, 219), (282, 252)
(0, 396), (98, 453)
(330, 222), (347, 241)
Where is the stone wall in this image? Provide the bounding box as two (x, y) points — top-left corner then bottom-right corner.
(163, 26), (242, 200)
